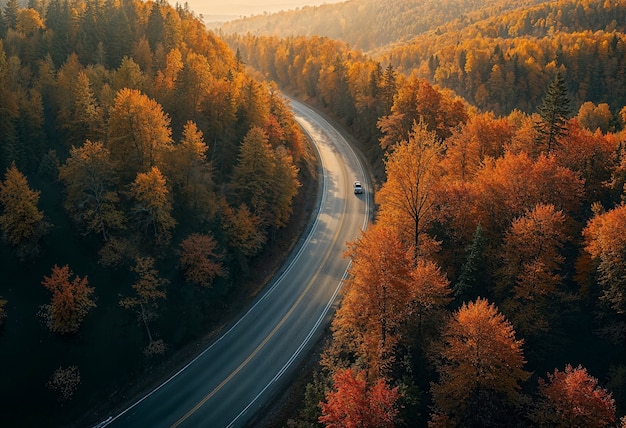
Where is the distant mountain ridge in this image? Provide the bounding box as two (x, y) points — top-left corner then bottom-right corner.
(219, 0), (551, 51)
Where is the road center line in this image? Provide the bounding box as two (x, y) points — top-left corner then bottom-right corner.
(170, 116), (348, 428)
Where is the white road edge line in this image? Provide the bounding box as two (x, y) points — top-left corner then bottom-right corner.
(99, 107), (330, 428)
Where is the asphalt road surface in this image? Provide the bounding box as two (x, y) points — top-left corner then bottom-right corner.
(99, 97), (370, 428)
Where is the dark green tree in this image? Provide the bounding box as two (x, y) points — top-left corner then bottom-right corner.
(3, 0), (19, 30)
(534, 70), (572, 153)
(231, 127), (275, 223)
(146, 1), (165, 52)
(329, 56), (355, 123)
(380, 63), (397, 115)
(0, 8), (6, 37)
(453, 223), (487, 303)
(45, 0), (72, 66)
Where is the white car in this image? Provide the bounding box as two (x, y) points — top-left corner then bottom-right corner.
(353, 181), (363, 194)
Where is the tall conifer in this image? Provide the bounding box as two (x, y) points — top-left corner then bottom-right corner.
(535, 70), (572, 153)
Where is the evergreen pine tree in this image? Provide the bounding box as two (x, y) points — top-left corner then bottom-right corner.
(381, 63), (397, 114)
(453, 224), (487, 304)
(0, 8), (7, 37)
(534, 70), (572, 153)
(3, 0), (19, 30)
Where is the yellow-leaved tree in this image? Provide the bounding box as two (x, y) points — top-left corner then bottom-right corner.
(0, 162), (49, 259)
(130, 166), (176, 242)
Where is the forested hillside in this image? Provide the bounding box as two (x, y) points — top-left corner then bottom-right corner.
(223, 0), (626, 116)
(227, 1), (626, 426)
(380, 0), (626, 115)
(0, 0), (308, 426)
(220, 0), (549, 52)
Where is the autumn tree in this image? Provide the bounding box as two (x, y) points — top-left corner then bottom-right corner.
(577, 101), (613, 133)
(119, 256), (168, 346)
(331, 224), (449, 378)
(230, 126), (300, 232)
(107, 88), (173, 177)
(220, 202), (266, 261)
(130, 166), (176, 242)
(430, 298), (530, 427)
(318, 56), (355, 123)
(377, 75), (467, 148)
(164, 121), (215, 220)
(40, 264), (96, 335)
(442, 112), (513, 182)
(59, 140), (125, 241)
(268, 145), (300, 229)
(154, 47), (183, 109)
(555, 121), (618, 204)
(0, 162), (48, 259)
(112, 56), (147, 93)
(179, 233), (224, 287)
(334, 225), (417, 376)
(319, 368), (400, 428)
(583, 204), (626, 316)
(239, 77), (270, 130)
(498, 203), (570, 337)
(534, 70), (572, 153)
(469, 152), (584, 239)
(56, 68), (103, 147)
(376, 121), (444, 260)
(532, 364), (616, 427)
(380, 63), (397, 115)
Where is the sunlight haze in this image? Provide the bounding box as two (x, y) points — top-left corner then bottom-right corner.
(185, 0), (346, 22)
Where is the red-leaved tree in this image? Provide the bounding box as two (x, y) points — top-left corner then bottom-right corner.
(533, 364), (616, 427)
(319, 368), (400, 428)
(40, 264), (96, 334)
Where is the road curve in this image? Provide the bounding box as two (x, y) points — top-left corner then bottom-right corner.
(99, 98), (371, 428)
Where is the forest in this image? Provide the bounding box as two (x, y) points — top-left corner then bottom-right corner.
(222, 0), (626, 116)
(225, 0), (626, 426)
(1, 0), (626, 426)
(0, 0), (307, 426)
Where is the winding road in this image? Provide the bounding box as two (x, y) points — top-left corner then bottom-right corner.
(100, 98), (370, 428)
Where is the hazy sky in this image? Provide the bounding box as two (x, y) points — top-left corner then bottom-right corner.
(185, 0), (346, 20)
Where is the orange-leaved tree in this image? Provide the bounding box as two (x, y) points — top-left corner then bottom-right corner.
(583, 203), (626, 316)
(319, 368), (400, 428)
(331, 224), (450, 378)
(470, 151), (584, 239)
(179, 233), (225, 287)
(430, 298), (529, 427)
(333, 224), (417, 377)
(441, 111), (512, 182)
(40, 265), (96, 335)
(498, 203), (570, 337)
(532, 364), (616, 427)
(377, 75), (467, 149)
